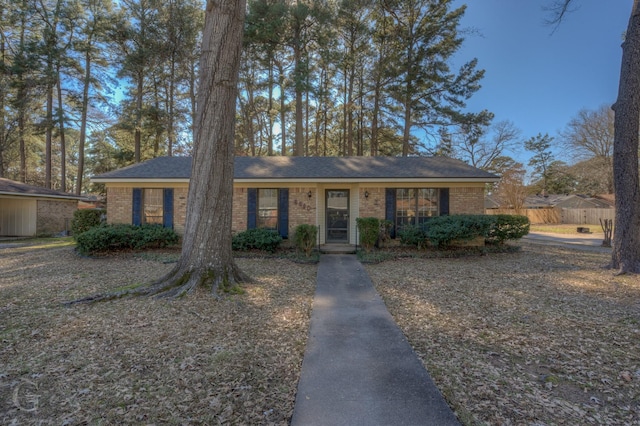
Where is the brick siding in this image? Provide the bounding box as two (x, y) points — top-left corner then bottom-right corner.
(174, 187), (188, 234)
(449, 187), (485, 215)
(358, 187), (385, 218)
(231, 187), (248, 233)
(105, 184), (486, 236)
(106, 187), (133, 224)
(36, 199), (77, 236)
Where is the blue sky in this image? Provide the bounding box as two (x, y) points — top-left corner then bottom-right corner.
(451, 0), (631, 164)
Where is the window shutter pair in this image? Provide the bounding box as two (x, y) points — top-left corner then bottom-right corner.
(247, 188), (289, 238)
(131, 188), (174, 228)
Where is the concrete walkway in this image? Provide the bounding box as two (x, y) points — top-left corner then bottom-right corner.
(291, 254), (459, 426)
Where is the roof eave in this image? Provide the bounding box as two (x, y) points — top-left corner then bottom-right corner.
(0, 191), (85, 201)
(92, 177), (499, 184)
(91, 178), (190, 184)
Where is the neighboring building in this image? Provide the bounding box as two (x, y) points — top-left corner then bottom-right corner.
(92, 156), (499, 245)
(524, 194), (613, 209)
(0, 178), (85, 237)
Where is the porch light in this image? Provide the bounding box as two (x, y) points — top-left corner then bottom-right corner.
(307, 191), (312, 199)
(364, 191), (369, 199)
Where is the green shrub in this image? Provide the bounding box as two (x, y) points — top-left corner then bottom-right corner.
(356, 217), (380, 252)
(398, 224), (429, 249)
(426, 215), (494, 248)
(71, 209), (104, 239)
(486, 214), (530, 245)
(232, 228), (282, 253)
(75, 224), (179, 255)
(294, 224), (318, 257)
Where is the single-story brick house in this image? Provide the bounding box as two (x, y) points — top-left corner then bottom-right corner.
(0, 178), (84, 237)
(92, 156), (499, 245)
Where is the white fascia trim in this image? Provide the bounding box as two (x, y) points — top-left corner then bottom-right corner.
(91, 178), (190, 184)
(0, 192), (83, 201)
(234, 177), (500, 184)
(92, 177), (499, 184)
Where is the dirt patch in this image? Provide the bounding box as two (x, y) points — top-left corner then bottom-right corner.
(0, 245), (316, 425)
(366, 245), (640, 425)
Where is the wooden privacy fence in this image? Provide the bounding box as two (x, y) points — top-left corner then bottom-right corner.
(485, 208), (615, 225)
(558, 208), (615, 225)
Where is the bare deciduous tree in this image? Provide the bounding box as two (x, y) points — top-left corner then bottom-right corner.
(561, 105), (614, 192)
(551, 0), (640, 273)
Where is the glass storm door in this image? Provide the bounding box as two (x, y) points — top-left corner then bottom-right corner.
(326, 190), (349, 243)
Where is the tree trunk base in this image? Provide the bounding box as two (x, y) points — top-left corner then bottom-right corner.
(147, 263), (250, 299)
(603, 260), (640, 276)
(65, 262), (250, 305)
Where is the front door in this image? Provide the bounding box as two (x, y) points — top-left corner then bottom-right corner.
(326, 190), (349, 243)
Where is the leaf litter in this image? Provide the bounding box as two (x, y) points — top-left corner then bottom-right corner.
(366, 243), (640, 425)
(2, 242), (639, 425)
(0, 245), (316, 425)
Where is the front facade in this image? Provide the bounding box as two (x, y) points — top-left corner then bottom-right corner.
(93, 156), (498, 245)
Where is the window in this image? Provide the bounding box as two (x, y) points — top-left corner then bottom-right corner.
(258, 188), (278, 229)
(143, 188), (163, 224)
(396, 188), (439, 230)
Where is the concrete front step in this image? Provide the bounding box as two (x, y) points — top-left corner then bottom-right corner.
(319, 244), (357, 254)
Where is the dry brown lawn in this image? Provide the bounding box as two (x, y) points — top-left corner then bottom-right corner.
(1, 240), (639, 425)
(367, 243), (640, 425)
(0, 243), (316, 425)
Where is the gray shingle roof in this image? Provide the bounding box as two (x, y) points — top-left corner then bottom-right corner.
(0, 178), (86, 200)
(93, 156), (499, 181)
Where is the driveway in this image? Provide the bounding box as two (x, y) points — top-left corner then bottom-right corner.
(523, 231), (611, 252)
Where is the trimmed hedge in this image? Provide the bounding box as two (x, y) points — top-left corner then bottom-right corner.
(75, 224), (179, 255)
(486, 214), (530, 245)
(232, 228), (282, 253)
(426, 215), (494, 247)
(294, 224), (318, 257)
(398, 214), (529, 249)
(398, 224), (429, 249)
(71, 209), (104, 239)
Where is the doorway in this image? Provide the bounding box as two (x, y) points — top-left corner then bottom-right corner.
(326, 189), (349, 243)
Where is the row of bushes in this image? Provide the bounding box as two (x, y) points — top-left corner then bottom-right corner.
(71, 209), (179, 255)
(72, 209), (527, 255)
(75, 224), (179, 255)
(356, 214), (529, 250)
(397, 214), (530, 248)
(231, 224), (318, 257)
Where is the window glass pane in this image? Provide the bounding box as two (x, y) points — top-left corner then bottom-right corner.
(258, 188), (278, 229)
(396, 188), (415, 230)
(417, 188), (439, 224)
(396, 188), (440, 230)
(143, 188), (163, 225)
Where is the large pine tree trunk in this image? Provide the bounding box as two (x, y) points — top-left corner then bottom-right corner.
(148, 0), (248, 298)
(56, 65), (66, 192)
(610, 0), (640, 273)
(77, 50), (91, 195)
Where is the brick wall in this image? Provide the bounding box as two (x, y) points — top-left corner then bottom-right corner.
(174, 187), (188, 234)
(231, 187), (248, 233)
(105, 184), (486, 236)
(36, 199), (77, 236)
(358, 187), (385, 218)
(288, 187), (316, 235)
(106, 187), (133, 224)
(450, 187), (485, 214)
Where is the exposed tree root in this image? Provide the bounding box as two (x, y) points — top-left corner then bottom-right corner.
(603, 260), (640, 276)
(64, 263), (250, 305)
